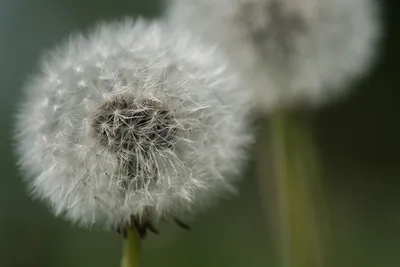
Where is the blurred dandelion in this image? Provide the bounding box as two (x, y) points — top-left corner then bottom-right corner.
(166, 0), (380, 111)
(166, 1), (381, 267)
(14, 18), (253, 267)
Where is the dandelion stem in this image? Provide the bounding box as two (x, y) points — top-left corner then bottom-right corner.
(258, 110), (329, 267)
(121, 227), (142, 267)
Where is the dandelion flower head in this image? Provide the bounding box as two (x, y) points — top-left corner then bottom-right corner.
(167, 0), (381, 110)
(14, 19), (253, 230)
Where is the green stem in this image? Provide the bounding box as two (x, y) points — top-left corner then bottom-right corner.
(267, 110), (328, 267)
(121, 227), (142, 267)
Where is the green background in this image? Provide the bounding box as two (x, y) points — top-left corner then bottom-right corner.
(0, 0), (398, 266)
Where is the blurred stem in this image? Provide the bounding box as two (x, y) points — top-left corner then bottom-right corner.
(263, 110), (327, 267)
(121, 227), (142, 267)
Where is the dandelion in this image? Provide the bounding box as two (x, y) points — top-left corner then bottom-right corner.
(166, 1), (381, 267)
(166, 0), (380, 111)
(14, 19), (253, 237)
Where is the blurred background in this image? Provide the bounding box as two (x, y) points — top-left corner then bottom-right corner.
(0, 0), (398, 266)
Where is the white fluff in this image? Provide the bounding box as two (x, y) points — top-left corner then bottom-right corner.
(14, 19), (253, 229)
(166, 0), (381, 111)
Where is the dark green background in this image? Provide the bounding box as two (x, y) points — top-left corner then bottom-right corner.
(0, 0), (398, 266)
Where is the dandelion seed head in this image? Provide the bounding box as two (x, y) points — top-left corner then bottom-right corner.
(167, 0), (381, 110)
(14, 19), (253, 229)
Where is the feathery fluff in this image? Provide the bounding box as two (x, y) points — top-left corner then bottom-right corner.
(166, 0), (380, 110)
(14, 19), (252, 230)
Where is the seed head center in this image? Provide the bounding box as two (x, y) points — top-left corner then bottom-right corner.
(91, 96), (177, 154)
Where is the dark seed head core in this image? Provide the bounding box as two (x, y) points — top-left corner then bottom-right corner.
(91, 96), (177, 155)
(237, 1), (307, 66)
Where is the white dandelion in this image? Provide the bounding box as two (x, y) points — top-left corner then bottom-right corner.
(166, 0), (381, 111)
(14, 19), (253, 232)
